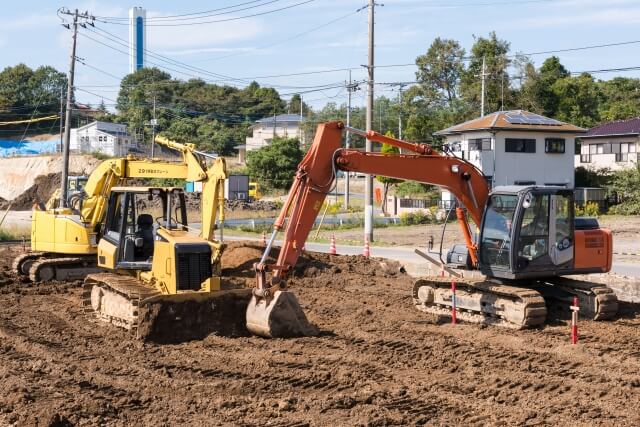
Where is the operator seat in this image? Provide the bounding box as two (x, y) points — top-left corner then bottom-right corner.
(135, 214), (155, 260)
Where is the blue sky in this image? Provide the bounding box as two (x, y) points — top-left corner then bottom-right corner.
(3, 0), (640, 111)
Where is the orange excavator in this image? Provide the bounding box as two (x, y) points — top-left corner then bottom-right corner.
(246, 121), (618, 338)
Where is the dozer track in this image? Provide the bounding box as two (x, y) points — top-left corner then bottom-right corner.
(82, 273), (160, 335)
(534, 277), (618, 321)
(83, 272), (253, 341)
(413, 277), (548, 329)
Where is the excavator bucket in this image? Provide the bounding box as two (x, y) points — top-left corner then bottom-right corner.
(246, 290), (319, 338)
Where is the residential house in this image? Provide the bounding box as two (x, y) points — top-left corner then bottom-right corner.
(576, 117), (639, 171)
(435, 110), (585, 188)
(239, 114), (305, 162)
(70, 121), (138, 157)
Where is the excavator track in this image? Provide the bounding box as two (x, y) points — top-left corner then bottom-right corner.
(12, 252), (47, 276)
(534, 277), (618, 320)
(28, 255), (101, 282)
(412, 277), (548, 329)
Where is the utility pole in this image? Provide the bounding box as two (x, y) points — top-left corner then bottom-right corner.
(59, 8), (94, 208)
(364, 0), (375, 243)
(150, 93), (157, 158)
(299, 94), (303, 142)
(398, 84), (406, 140)
(480, 56), (487, 117)
(344, 71), (359, 209)
(58, 87), (64, 153)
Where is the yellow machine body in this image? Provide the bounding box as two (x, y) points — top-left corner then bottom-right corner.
(31, 209), (98, 254)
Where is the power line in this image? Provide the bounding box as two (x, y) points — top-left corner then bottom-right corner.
(96, 0), (315, 26)
(95, 1), (279, 22)
(193, 5), (367, 63)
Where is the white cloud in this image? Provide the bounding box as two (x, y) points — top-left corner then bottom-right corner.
(143, 9), (265, 51)
(509, 5), (640, 28)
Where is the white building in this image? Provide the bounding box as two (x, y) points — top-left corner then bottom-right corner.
(434, 111), (585, 198)
(129, 7), (146, 74)
(576, 117), (639, 171)
(246, 114), (304, 150)
(70, 121), (138, 157)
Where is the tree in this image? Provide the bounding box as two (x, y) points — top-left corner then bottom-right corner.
(376, 132), (404, 215)
(535, 56), (570, 116)
(288, 94), (309, 116)
(551, 73), (602, 128)
(116, 67), (173, 142)
(246, 137), (303, 189)
(609, 166), (640, 215)
(598, 77), (640, 121)
(460, 32), (512, 115)
(415, 38), (465, 105)
(98, 99), (107, 113)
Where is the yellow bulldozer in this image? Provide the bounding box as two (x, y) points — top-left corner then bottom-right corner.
(13, 136), (248, 340)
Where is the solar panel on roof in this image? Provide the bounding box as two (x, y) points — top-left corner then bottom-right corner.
(504, 112), (562, 126)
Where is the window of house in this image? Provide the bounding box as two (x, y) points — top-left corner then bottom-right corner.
(449, 141), (461, 152)
(616, 142), (637, 162)
(468, 138), (491, 151)
(505, 138), (536, 153)
(545, 138), (565, 153)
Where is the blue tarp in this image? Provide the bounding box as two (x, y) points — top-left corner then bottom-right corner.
(0, 139), (60, 157)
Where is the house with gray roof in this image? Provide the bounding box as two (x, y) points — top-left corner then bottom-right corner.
(577, 117), (640, 171)
(237, 114), (305, 163)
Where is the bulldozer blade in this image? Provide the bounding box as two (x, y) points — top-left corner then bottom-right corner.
(246, 290), (319, 338)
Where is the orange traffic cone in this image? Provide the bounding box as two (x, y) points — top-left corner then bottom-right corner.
(363, 237), (370, 258)
(261, 231), (267, 246)
(329, 235), (337, 255)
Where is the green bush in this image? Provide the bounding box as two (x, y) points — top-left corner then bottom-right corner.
(399, 209), (431, 225)
(575, 202), (599, 217)
(607, 166), (640, 215)
(246, 137), (303, 190)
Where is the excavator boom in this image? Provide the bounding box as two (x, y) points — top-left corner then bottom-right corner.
(248, 121), (490, 337)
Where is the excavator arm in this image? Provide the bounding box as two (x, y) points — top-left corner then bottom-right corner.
(247, 121), (489, 338)
(77, 136), (227, 241)
(257, 121), (488, 290)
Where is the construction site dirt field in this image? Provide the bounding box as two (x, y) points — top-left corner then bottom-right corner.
(1, 242), (640, 426)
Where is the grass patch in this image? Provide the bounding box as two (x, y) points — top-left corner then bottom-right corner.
(0, 226), (30, 241)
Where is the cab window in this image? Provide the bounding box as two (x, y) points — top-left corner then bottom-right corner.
(480, 194), (517, 268)
(518, 194), (549, 260)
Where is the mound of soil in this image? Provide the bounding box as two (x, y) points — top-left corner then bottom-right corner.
(10, 173), (62, 210)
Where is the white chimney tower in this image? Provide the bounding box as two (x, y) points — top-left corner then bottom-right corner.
(129, 7), (146, 74)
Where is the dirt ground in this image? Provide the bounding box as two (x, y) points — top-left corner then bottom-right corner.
(1, 242), (640, 426)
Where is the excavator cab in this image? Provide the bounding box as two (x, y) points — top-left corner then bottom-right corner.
(477, 186), (604, 280)
(99, 187), (188, 271)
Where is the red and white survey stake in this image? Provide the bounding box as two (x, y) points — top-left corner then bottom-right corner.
(570, 296), (579, 345)
(451, 280), (457, 324)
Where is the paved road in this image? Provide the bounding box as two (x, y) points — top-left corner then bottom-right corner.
(225, 234), (640, 278)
